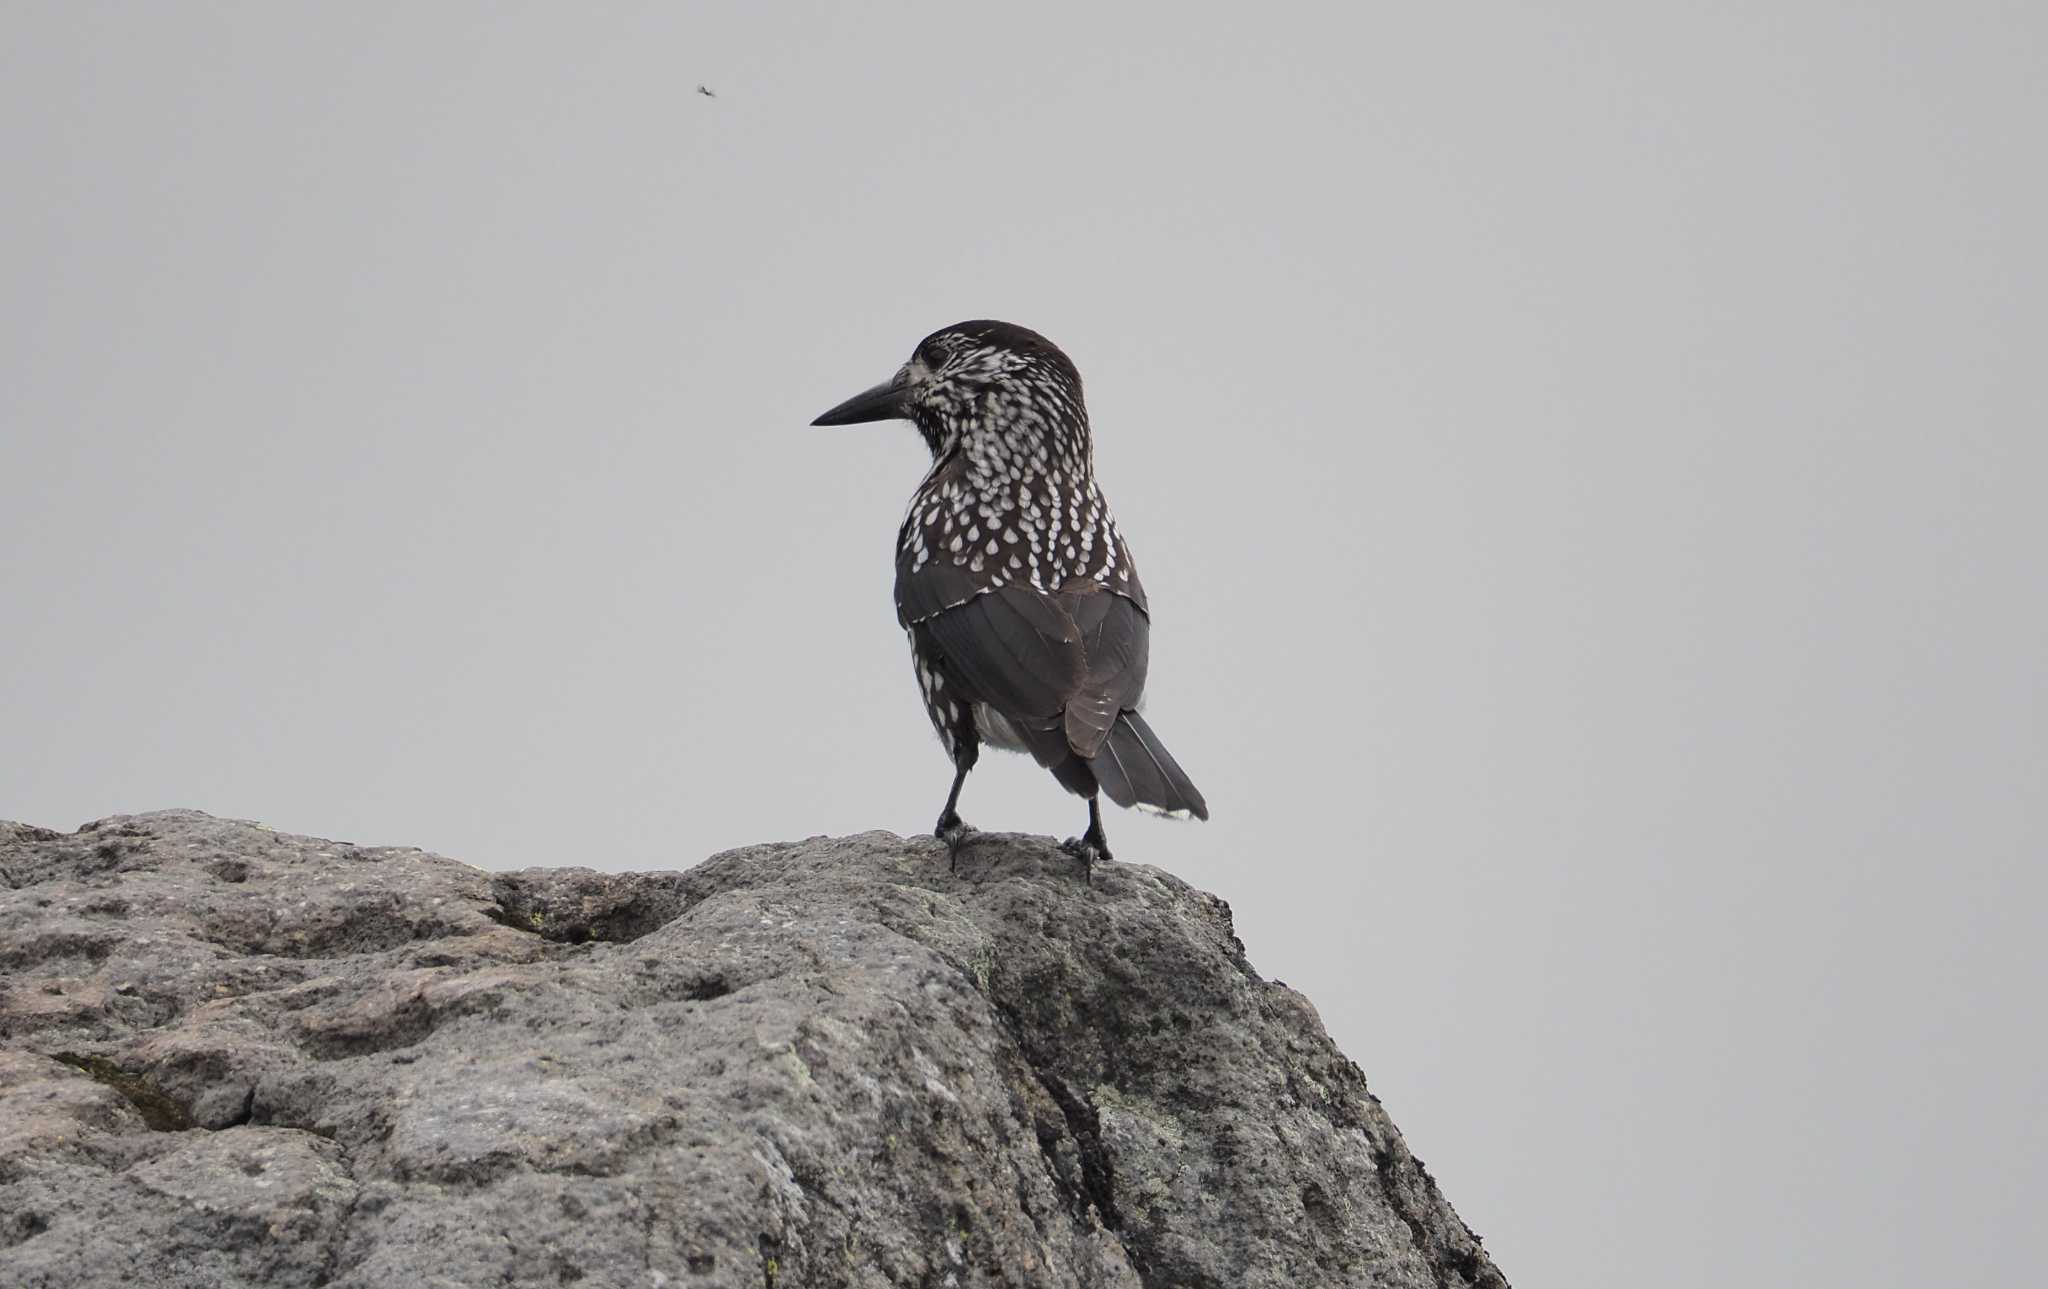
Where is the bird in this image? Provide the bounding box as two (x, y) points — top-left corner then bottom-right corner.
(695, 84), (716, 98)
(811, 320), (1208, 877)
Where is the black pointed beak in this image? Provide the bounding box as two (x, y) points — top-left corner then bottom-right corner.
(811, 376), (909, 426)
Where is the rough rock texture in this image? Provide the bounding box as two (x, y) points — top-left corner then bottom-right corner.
(0, 810), (1505, 1289)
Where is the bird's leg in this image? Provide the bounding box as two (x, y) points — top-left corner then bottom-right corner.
(1061, 797), (1113, 883)
(934, 754), (980, 873)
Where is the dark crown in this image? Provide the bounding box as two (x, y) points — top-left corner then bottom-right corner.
(915, 321), (1082, 391)
(906, 321), (1089, 461)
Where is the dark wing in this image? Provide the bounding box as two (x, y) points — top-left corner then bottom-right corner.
(917, 584), (1083, 726)
(1057, 580), (1150, 758)
(898, 547), (1153, 762)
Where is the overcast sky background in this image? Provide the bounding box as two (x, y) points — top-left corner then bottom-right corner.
(4, 4), (2044, 1285)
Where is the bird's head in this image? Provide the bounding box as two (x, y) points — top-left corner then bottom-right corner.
(811, 320), (1087, 457)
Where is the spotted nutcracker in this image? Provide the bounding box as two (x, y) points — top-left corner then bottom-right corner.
(812, 321), (1208, 876)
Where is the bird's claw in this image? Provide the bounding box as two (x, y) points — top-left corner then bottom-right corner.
(935, 813), (979, 873)
(1060, 835), (1110, 884)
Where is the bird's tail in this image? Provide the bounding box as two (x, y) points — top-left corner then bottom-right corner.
(1087, 711), (1209, 821)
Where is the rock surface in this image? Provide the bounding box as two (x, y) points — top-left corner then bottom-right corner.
(0, 810), (1505, 1288)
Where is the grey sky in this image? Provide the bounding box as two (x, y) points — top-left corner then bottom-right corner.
(4, 4), (2043, 1285)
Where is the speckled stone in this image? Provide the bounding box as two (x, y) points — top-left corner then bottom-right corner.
(0, 811), (1505, 1288)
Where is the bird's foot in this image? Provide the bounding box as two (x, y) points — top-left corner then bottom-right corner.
(935, 811), (980, 874)
(1060, 833), (1112, 885)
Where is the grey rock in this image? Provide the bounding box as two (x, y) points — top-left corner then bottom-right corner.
(0, 810), (1505, 1288)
